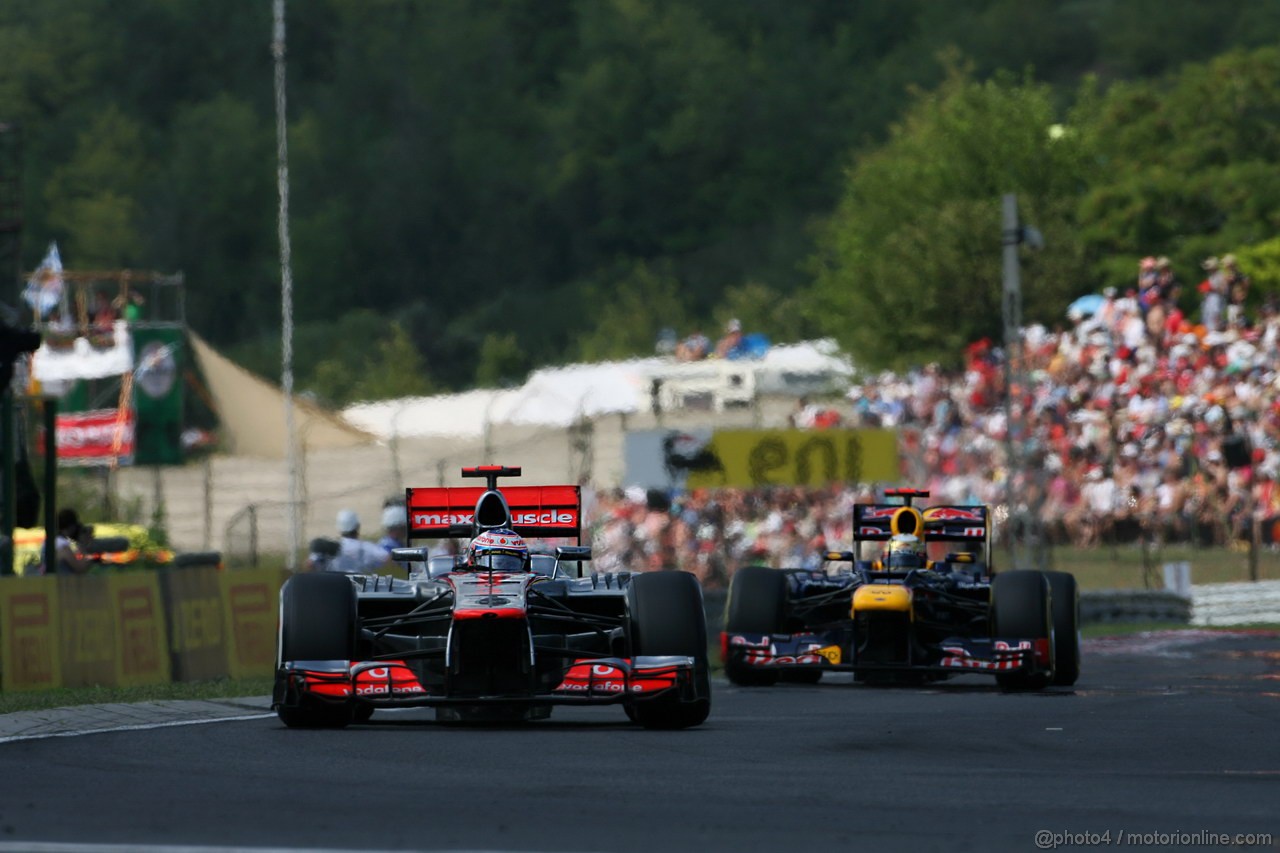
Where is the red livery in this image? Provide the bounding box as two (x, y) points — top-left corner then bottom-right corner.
(273, 465), (711, 728)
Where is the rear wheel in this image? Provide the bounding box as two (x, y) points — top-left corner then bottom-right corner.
(990, 570), (1053, 691)
(1044, 571), (1080, 686)
(723, 566), (788, 686)
(626, 571), (711, 729)
(277, 573), (357, 728)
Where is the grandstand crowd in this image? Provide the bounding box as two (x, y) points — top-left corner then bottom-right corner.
(586, 255), (1280, 588)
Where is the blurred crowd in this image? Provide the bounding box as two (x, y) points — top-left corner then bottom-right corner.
(585, 254), (1280, 588)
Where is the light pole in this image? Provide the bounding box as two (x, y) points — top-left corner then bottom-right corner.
(273, 0), (300, 570)
(1001, 193), (1048, 571)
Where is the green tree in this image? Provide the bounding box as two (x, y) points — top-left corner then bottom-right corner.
(812, 60), (1094, 370)
(307, 319), (432, 406)
(1075, 47), (1280, 289)
(475, 332), (529, 388)
(43, 106), (145, 266)
(577, 261), (690, 361)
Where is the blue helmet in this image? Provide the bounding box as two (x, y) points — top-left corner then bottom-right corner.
(467, 528), (529, 573)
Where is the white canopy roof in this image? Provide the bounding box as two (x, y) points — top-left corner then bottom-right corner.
(342, 341), (852, 440)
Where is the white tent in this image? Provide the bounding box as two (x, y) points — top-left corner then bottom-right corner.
(342, 341), (853, 441)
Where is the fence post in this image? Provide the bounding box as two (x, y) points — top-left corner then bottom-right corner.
(202, 456), (212, 551)
(248, 504), (258, 568)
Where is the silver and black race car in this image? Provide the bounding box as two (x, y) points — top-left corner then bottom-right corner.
(272, 466), (710, 728)
(721, 489), (1080, 690)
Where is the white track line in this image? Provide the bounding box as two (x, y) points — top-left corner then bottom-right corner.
(0, 713), (276, 745)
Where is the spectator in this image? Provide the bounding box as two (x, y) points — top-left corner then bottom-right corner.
(1199, 257), (1226, 332)
(713, 318), (743, 358)
(52, 508), (96, 575)
(91, 290), (117, 332)
(378, 504), (408, 553)
(112, 288), (145, 325)
(310, 509), (392, 574)
(675, 329), (710, 361)
(1222, 254), (1249, 329)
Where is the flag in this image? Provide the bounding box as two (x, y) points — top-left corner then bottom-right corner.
(22, 242), (65, 319)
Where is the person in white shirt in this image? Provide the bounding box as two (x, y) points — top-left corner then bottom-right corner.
(310, 509), (392, 574)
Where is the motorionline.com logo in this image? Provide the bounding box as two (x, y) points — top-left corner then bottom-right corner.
(1035, 830), (1272, 849)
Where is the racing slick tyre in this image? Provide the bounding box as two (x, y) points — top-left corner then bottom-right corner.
(277, 573), (357, 729)
(990, 570), (1054, 691)
(1044, 571), (1080, 686)
(780, 669), (824, 684)
(723, 566), (787, 687)
(626, 571), (711, 729)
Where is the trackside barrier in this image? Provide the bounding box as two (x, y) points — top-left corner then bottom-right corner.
(0, 567), (288, 692)
(1191, 579), (1280, 626)
(1079, 589), (1192, 625)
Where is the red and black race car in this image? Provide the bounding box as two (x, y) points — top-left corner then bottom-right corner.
(273, 466), (710, 728)
(721, 489), (1079, 690)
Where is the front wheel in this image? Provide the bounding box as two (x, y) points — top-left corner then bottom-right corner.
(990, 570), (1053, 691)
(276, 573), (357, 728)
(723, 566), (788, 687)
(626, 571), (711, 729)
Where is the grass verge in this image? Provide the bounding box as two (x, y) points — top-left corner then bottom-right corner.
(0, 677), (275, 716)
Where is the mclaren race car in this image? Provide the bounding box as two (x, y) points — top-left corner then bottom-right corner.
(722, 489), (1079, 689)
(273, 466), (711, 729)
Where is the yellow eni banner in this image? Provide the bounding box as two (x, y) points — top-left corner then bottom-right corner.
(685, 429), (898, 489)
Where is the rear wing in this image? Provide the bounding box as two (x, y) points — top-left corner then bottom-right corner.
(852, 503), (990, 564)
(406, 484), (581, 540)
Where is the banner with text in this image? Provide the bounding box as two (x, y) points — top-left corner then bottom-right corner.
(58, 575), (117, 688)
(39, 408), (137, 467)
(624, 428), (899, 490)
(109, 573), (171, 687)
(220, 569), (287, 680)
(0, 577), (62, 692)
(160, 567), (231, 682)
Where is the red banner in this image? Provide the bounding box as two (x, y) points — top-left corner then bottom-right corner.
(42, 408), (136, 466)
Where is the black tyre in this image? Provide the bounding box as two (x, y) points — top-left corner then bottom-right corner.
(277, 573), (357, 728)
(990, 570), (1053, 691)
(625, 571), (711, 729)
(723, 566), (788, 686)
(1044, 570), (1080, 686)
(780, 669), (823, 684)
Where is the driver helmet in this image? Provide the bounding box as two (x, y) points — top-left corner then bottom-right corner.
(883, 533), (927, 570)
(467, 528), (529, 573)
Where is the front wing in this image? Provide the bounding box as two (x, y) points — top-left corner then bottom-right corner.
(722, 630), (1052, 677)
(275, 655), (698, 709)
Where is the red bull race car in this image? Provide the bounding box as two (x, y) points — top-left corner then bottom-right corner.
(273, 466), (711, 729)
(722, 489), (1079, 690)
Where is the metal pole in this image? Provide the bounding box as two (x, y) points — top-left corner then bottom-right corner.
(1001, 194), (1048, 572)
(273, 0), (300, 570)
(1001, 194), (1023, 569)
(0, 389), (13, 575)
(42, 396), (56, 574)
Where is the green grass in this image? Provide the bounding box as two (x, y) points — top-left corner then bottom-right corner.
(1018, 543), (1280, 590)
(0, 677), (275, 715)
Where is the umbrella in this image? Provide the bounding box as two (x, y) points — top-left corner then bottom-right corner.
(1067, 293), (1105, 318)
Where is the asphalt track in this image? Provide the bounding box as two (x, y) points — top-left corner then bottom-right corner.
(0, 631), (1276, 853)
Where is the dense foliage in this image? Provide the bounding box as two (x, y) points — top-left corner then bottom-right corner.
(4, 0), (1280, 396)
